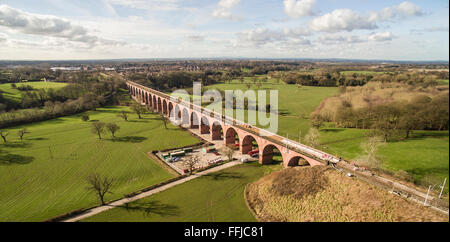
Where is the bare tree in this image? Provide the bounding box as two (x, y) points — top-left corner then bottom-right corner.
(159, 114), (168, 129)
(183, 155), (200, 175)
(304, 128), (320, 148)
(358, 136), (385, 169)
(221, 146), (234, 161)
(17, 128), (30, 140)
(245, 82), (251, 90)
(0, 130), (9, 143)
(106, 123), (120, 138)
(118, 111), (128, 121)
(85, 173), (114, 205)
(91, 122), (106, 140)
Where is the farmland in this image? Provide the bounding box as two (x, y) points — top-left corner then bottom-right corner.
(0, 81), (68, 103)
(0, 106), (199, 221)
(83, 162), (281, 222)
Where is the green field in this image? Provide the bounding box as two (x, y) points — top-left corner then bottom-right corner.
(340, 71), (393, 75)
(319, 128), (449, 187)
(437, 79), (449, 85)
(0, 106), (199, 221)
(0, 81), (68, 103)
(83, 162), (280, 222)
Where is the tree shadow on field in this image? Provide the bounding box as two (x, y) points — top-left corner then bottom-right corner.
(93, 109), (125, 114)
(1, 142), (32, 149)
(278, 109), (290, 116)
(110, 136), (147, 143)
(128, 119), (151, 123)
(204, 171), (244, 180)
(0, 154), (34, 165)
(119, 200), (181, 218)
(321, 128), (346, 133)
(27, 137), (48, 141)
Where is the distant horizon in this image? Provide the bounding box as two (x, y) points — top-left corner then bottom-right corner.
(0, 57), (449, 64)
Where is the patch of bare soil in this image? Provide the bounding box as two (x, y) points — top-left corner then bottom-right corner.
(246, 166), (448, 222)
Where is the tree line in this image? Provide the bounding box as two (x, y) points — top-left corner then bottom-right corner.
(312, 93), (449, 140)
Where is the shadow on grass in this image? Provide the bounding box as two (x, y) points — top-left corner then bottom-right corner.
(92, 108), (125, 114)
(389, 132), (449, 143)
(320, 136), (365, 145)
(26, 137), (48, 141)
(109, 136), (147, 143)
(119, 200), (181, 218)
(407, 167), (449, 181)
(321, 128), (346, 133)
(0, 142), (32, 149)
(204, 171), (244, 180)
(0, 154), (34, 165)
(128, 119), (151, 123)
(278, 109), (290, 116)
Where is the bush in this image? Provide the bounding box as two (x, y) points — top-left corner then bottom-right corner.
(81, 114), (90, 122)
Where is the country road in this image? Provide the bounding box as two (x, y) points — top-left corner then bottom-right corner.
(62, 161), (241, 222)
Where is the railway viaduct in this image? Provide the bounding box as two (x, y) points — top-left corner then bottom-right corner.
(126, 81), (339, 168)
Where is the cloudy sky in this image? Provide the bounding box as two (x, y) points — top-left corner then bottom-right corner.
(0, 0), (448, 60)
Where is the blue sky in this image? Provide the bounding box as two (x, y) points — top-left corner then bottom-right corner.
(0, 0), (448, 60)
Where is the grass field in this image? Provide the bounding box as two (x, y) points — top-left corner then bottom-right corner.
(437, 79), (449, 85)
(0, 106), (199, 221)
(0, 81), (68, 103)
(319, 128), (449, 188)
(83, 162), (281, 222)
(339, 71), (393, 75)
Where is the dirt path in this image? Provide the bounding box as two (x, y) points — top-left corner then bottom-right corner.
(62, 161), (241, 222)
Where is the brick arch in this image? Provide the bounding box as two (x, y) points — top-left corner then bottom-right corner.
(148, 93), (153, 107)
(241, 134), (260, 155)
(286, 156), (311, 167)
(153, 96), (157, 111)
(260, 144), (284, 165)
(200, 116), (211, 134)
(172, 104), (182, 121)
(162, 99), (168, 115)
(211, 121), (224, 141)
(168, 102), (174, 118)
(157, 97), (162, 113)
(182, 108), (190, 125)
(225, 127), (239, 146)
(144, 92), (149, 105)
(191, 111), (200, 128)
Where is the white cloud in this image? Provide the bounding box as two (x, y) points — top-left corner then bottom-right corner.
(309, 2), (422, 33)
(370, 1), (423, 22)
(310, 9), (377, 32)
(368, 31), (394, 42)
(318, 35), (367, 45)
(236, 28), (283, 46)
(105, 0), (181, 11)
(235, 27), (311, 47)
(185, 34), (206, 42)
(283, 0), (316, 18)
(0, 33), (7, 43)
(212, 0), (241, 20)
(283, 26), (311, 37)
(0, 5), (123, 48)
